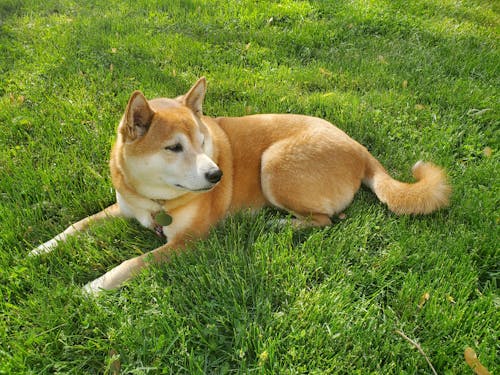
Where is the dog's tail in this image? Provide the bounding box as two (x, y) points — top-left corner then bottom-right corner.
(363, 155), (451, 215)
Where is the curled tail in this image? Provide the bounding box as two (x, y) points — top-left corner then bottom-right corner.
(364, 156), (451, 215)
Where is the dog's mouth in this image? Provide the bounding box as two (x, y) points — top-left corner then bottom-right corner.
(172, 169), (222, 193)
(174, 184), (216, 192)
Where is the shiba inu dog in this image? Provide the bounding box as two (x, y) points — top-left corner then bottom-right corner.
(31, 77), (451, 294)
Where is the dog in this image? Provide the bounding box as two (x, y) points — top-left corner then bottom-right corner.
(31, 77), (451, 294)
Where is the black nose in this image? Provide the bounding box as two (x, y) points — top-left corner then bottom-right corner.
(205, 169), (223, 184)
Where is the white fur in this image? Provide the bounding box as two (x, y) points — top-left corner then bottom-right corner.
(30, 237), (61, 256)
(125, 132), (219, 197)
(116, 191), (159, 229)
(163, 203), (199, 242)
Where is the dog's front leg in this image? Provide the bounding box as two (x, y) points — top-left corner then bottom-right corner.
(82, 242), (183, 295)
(30, 203), (123, 256)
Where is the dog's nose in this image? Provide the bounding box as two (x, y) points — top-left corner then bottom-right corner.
(205, 169), (223, 184)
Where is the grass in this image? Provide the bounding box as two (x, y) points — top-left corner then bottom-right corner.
(0, 0), (498, 373)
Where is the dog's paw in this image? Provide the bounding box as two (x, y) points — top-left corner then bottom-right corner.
(82, 278), (105, 296)
(29, 238), (59, 257)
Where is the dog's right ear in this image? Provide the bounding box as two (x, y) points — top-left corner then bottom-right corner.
(183, 77), (206, 116)
(120, 91), (155, 141)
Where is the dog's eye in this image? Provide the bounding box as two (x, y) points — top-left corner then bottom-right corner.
(165, 143), (183, 153)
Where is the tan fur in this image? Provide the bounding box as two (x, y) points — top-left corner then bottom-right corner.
(31, 77), (451, 294)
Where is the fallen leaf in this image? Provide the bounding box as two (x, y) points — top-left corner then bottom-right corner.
(377, 55), (388, 64)
(239, 348), (246, 358)
(9, 94), (25, 104)
(111, 47), (117, 53)
(446, 295), (456, 304)
(245, 42), (251, 51)
(483, 147), (492, 157)
(415, 104), (425, 110)
(258, 350), (269, 365)
(402, 80), (408, 89)
(464, 347), (491, 375)
(418, 292), (430, 308)
(109, 349), (121, 375)
(319, 67), (332, 77)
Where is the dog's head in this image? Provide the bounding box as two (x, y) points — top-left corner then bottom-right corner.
(117, 77), (222, 199)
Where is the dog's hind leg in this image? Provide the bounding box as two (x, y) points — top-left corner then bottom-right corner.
(30, 203), (122, 256)
(260, 136), (363, 228)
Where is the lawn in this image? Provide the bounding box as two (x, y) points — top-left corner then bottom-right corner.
(0, 0), (498, 373)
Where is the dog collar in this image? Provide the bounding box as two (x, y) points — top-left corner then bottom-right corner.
(153, 223), (166, 239)
(151, 210), (172, 240)
(153, 198), (166, 206)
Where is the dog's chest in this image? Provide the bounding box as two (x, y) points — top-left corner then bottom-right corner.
(161, 203), (199, 242)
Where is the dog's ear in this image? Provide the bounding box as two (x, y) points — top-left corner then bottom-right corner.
(183, 77), (206, 116)
(121, 91), (155, 141)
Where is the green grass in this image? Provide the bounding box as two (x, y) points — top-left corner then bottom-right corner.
(1, 0), (498, 373)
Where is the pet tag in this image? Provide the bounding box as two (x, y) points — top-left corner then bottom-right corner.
(154, 210), (173, 226)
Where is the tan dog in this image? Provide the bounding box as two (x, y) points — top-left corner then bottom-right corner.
(31, 77), (451, 294)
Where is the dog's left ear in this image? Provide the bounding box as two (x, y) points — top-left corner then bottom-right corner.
(183, 77), (206, 116)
